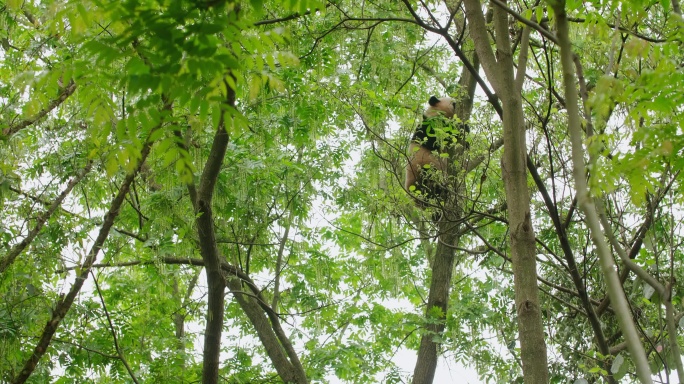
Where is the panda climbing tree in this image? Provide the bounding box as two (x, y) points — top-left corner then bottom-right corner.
(405, 96), (469, 207)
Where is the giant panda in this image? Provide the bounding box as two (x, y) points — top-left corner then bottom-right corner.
(405, 95), (468, 205)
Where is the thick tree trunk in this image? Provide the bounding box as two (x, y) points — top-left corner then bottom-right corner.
(194, 84), (234, 384)
(412, 228), (459, 384)
(411, 52), (479, 384)
(492, 6), (549, 382)
(463, 0), (549, 381)
(197, 202), (227, 384)
(499, 95), (549, 384)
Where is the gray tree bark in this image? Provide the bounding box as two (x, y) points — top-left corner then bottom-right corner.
(411, 35), (480, 384)
(462, 0), (550, 382)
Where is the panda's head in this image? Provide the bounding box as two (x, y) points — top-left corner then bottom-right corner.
(424, 96), (456, 119)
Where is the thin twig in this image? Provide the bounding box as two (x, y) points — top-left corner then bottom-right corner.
(91, 271), (140, 384)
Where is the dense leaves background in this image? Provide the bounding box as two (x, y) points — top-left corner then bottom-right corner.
(1, 0), (684, 382)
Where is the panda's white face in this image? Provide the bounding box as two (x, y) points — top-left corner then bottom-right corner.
(424, 96), (456, 119)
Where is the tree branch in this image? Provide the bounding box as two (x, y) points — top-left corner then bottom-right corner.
(11, 140), (154, 384)
(3, 80), (77, 137)
(254, 9), (315, 26)
(193, 77), (233, 384)
(526, 156), (612, 367)
(548, 0), (652, 381)
(463, 0), (502, 93)
(515, 26), (531, 92)
(91, 271), (140, 384)
(489, 0), (559, 44)
(0, 161), (93, 274)
(566, 17), (671, 43)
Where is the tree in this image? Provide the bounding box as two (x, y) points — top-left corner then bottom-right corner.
(462, 0), (549, 380)
(2, 0), (684, 383)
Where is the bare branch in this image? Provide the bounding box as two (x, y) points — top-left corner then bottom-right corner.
(515, 26), (531, 92)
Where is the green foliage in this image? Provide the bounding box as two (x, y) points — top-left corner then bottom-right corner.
(2, 0), (684, 382)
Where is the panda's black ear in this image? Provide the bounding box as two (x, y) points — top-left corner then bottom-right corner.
(429, 96), (440, 106)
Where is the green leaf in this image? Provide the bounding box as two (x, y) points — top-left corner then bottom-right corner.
(126, 57), (150, 75)
(249, 75), (262, 101)
(610, 353), (624, 374)
(251, 0), (265, 12)
(211, 103), (222, 130)
(536, 6), (543, 23)
(7, 0), (21, 10)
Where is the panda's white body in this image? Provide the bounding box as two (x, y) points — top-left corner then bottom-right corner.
(404, 96), (457, 203)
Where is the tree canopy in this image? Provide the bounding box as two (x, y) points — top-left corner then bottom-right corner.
(1, 0), (684, 383)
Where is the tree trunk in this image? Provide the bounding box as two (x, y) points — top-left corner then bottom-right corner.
(193, 84), (235, 384)
(411, 51), (479, 384)
(463, 0), (549, 381)
(412, 228), (459, 384)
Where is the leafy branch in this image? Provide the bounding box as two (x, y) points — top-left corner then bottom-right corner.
(2, 80), (77, 138)
(0, 161), (93, 274)
(10, 138), (155, 384)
